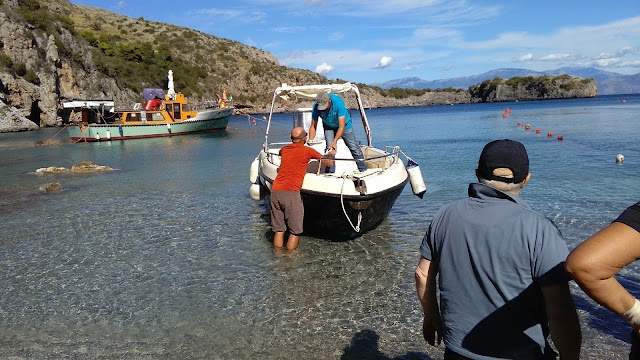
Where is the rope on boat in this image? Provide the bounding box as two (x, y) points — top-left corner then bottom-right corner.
(36, 123), (71, 146)
(339, 174), (362, 233)
(247, 114), (291, 128)
(398, 148), (414, 163)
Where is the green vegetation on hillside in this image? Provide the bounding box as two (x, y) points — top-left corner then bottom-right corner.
(77, 28), (208, 95)
(469, 75), (595, 101)
(375, 87), (466, 99)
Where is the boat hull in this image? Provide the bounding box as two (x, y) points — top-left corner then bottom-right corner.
(68, 109), (232, 142)
(263, 179), (407, 239)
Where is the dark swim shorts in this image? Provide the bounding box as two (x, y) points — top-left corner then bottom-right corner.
(270, 191), (304, 235)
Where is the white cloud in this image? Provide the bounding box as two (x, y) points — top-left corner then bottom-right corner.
(375, 56), (393, 69)
(518, 53), (534, 62)
(315, 63), (334, 75)
(619, 59), (640, 67)
(203, 2), (640, 80)
(594, 58), (621, 67)
(538, 54), (577, 61)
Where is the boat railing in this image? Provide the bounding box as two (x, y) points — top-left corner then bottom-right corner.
(266, 146), (400, 175)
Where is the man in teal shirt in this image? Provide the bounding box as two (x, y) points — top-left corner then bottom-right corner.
(308, 91), (367, 173)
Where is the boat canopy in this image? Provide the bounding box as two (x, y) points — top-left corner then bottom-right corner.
(275, 83), (359, 101)
(63, 100), (114, 109)
(265, 82), (372, 149)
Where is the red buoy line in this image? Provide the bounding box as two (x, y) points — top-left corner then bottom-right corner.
(502, 108), (564, 141)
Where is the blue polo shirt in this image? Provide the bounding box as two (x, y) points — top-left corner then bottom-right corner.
(420, 183), (570, 359)
(311, 93), (352, 130)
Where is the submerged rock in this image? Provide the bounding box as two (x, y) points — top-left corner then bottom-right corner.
(71, 161), (113, 173)
(34, 161), (114, 174)
(35, 166), (69, 174)
(39, 182), (62, 193)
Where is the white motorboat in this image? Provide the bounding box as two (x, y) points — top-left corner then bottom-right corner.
(249, 83), (426, 239)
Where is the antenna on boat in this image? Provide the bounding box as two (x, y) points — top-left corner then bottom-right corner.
(167, 70), (177, 100)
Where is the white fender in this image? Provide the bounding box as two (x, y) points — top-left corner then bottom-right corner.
(95, 132), (101, 141)
(249, 183), (264, 201)
(106, 130), (111, 140)
(406, 159), (426, 199)
(249, 157), (259, 183)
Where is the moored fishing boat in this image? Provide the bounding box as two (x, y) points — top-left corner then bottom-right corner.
(68, 70), (233, 142)
(249, 83), (427, 239)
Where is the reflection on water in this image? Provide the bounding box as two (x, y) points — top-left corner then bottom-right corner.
(1, 96), (640, 359)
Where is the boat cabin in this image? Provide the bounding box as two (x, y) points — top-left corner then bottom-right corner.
(119, 88), (202, 124)
(62, 100), (117, 124)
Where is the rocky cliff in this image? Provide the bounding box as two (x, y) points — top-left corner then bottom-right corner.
(468, 75), (597, 102)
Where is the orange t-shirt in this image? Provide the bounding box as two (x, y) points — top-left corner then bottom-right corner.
(271, 143), (322, 191)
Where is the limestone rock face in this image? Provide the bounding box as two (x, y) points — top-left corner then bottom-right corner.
(0, 100), (39, 132)
(0, 2), (134, 132)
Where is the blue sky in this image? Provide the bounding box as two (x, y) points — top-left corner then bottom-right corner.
(71, 0), (640, 84)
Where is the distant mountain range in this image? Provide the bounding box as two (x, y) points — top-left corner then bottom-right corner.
(374, 67), (640, 95)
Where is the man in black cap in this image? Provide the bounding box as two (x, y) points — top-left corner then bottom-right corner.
(415, 139), (582, 360)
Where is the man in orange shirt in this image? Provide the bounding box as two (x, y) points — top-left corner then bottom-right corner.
(271, 127), (335, 250)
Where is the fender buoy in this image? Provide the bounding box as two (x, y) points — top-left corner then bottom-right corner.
(80, 123), (85, 133)
(406, 159), (427, 199)
(524, 124), (531, 130)
(106, 130), (111, 140)
(249, 183), (265, 200)
(249, 157), (259, 184)
(616, 154), (624, 163)
(517, 122), (522, 126)
(547, 131), (553, 137)
(557, 135), (563, 141)
(535, 128), (541, 134)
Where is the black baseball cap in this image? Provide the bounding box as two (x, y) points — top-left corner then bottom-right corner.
(477, 139), (529, 183)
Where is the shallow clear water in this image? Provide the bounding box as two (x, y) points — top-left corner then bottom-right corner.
(1, 94), (639, 359)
